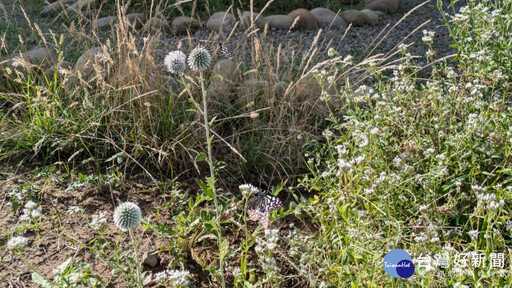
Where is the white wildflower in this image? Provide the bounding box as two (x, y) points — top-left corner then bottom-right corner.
(422, 30), (435, 45)
(468, 230), (479, 240)
(168, 269), (190, 287)
(7, 236), (28, 251)
(239, 184), (260, 197)
(90, 211), (108, 231)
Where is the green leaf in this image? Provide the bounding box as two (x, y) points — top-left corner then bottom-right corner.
(195, 152), (207, 163)
(218, 238), (229, 261)
(213, 161), (226, 172)
(189, 197), (194, 211)
(153, 224), (176, 235)
(31, 273), (51, 288)
(195, 178), (208, 191)
(105, 152), (124, 163)
(56, 257), (73, 274)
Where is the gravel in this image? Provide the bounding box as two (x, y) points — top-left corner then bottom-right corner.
(155, 1), (468, 68)
(2, 0), (468, 72)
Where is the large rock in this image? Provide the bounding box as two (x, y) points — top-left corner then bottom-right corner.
(240, 11), (267, 31)
(92, 16), (116, 29)
(266, 15), (294, 31)
(67, 0), (95, 12)
(144, 18), (171, 33)
(340, 10), (371, 26)
(172, 16), (201, 35)
(73, 47), (109, 80)
(208, 59), (240, 95)
(125, 13), (146, 27)
(26, 47), (57, 67)
(41, 0), (75, 17)
(311, 7), (346, 29)
(365, 0), (400, 14)
(239, 80), (287, 98)
(80, 9), (99, 19)
(361, 9), (379, 24)
(288, 8), (318, 30)
(44, 60), (73, 80)
(206, 12), (236, 34)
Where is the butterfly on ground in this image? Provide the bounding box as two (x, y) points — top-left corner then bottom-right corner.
(197, 40), (233, 58)
(218, 42), (233, 58)
(246, 190), (282, 229)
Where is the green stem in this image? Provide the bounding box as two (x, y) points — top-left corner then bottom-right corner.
(199, 70), (225, 288)
(129, 229), (142, 288)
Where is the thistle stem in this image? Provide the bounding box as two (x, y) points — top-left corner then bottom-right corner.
(199, 70), (225, 288)
(129, 229), (143, 288)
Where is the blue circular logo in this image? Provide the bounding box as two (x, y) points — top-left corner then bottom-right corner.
(383, 249), (415, 278)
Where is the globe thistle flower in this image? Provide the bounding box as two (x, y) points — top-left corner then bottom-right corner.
(188, 47), (211, 71)
(7, 236), (28, 252)
(164, 50), (187, 74)
(113, 202), (142, 231)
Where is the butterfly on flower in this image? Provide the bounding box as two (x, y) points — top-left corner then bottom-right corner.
(246, 190), (282, 229)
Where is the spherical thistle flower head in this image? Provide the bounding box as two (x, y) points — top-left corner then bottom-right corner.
(188, 47), (211, 71)
(7, 236), (28, 252)
(164, 50), (187, 74)
(113, 202), (142, 231)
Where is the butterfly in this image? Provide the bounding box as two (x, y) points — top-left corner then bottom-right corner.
(246, 190), (282, 229)
(197, 40), (233, 58)
(219, 42), (233, 58)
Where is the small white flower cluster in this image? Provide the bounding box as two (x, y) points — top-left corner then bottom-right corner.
(327, 47), (339, 57)
(326, 197), (338, 214)
(356, 133), (369, 148)
(89, 211), (107, 231)
(467, 229), (479, 240)
(239, 183), (260, 197)
(154, 269), (190, 287)
(7, 235), (28, 251)
(422, 30), (435, 45)
(423, 147), (435, 157)
(20, 200), (42, 222)
(413, 232), (428, 243)
(450, 6), (470, 23)
(476, 192), (504, 211)
(506, 221), (512, 232)
(446, 68), (457, 79)
(322, 129), (333, 139)
(343, 55), (353, 66)
(398, 43), (410, 54)
(255, 229), (280, 277)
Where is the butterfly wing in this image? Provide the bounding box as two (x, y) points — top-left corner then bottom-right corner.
(265, 195), (282, 212)
(247, 208), (263, 221)
(246, 192), (282, 229)
(246, 196), (263, 221)
(219, 42), (233, 58)
(260, 213), (270, 230)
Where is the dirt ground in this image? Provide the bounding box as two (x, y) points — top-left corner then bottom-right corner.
(0, 165), (188, 287)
